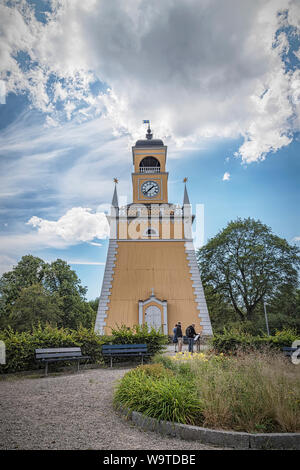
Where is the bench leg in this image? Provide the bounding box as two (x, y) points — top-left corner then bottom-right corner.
(141, 355), (144, 365)
(45, 362), (48, 377)
(110, 356), (112, 368)
(77, 360), (80, 372)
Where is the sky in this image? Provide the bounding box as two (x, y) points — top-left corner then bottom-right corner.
(0, 0), (299, 300)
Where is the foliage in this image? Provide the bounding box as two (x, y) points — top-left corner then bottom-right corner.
(114, 363), (203, 425)
(0, 325), (105, 373)
(197, 218), (300, 323)
(88, 297), (99, 313)
(122, 352), (300, 433)
(203, 284), (239, 333)
(0, 255), (96, 331)
(211, 327), (300, 354)
(7, 284), (62, 331)
(191, 352), (300, 433)
(0, 324), (166, 374)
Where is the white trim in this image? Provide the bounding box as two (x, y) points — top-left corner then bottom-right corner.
(94, 240), (118, 335)
(184, 242), (213, 336)
(113, 239), (193, 242)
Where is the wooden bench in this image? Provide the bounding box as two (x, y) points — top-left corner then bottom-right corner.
(35, 347), (90, 376)
(102, 344), (150, 368)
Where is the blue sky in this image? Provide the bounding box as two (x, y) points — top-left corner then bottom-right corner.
(0, 0), (299, 299)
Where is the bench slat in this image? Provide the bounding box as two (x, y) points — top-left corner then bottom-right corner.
(35, 348), (81, 354)
(36, 352), (83, 359)
(102, 344), (146, 350)
(102, 348), (147, 353)
(102, 347), (147, 352)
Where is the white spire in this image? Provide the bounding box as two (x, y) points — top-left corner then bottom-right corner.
(112, 179), (119, 208)
(183, 180), (190, 205)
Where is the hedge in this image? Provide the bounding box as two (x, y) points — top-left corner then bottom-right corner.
(212, 328), (300, 354)
(0, 324), (167, 374)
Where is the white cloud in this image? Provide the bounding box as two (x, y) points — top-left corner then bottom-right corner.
(1, 0), (300, 162)
(223, 172), (231, 181)
(27, 207), (110, 243)
(0, 255), (17, 276)
(0, 206), (110, 275)
(292, 236), (300, 242)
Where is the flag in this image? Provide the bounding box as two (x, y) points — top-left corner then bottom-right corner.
(143, 120), (150, 124)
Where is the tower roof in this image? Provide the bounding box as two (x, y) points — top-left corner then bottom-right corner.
(135, 126), (164, 147)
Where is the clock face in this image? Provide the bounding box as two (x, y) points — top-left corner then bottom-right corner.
(141, 180), (160, 198)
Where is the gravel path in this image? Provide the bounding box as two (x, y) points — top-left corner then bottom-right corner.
(0, 367), (221, 450)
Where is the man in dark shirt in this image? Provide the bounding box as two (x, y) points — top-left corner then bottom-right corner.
(176, 322), (183, 353)
(186, 324), (197, 353)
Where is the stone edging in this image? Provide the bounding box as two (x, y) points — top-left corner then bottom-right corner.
(117, 406), (300, 450)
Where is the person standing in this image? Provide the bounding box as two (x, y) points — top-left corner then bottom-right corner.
(176, 322), (183, 353)
(172, 324), (178, 352)
(186, 323), (197, 353)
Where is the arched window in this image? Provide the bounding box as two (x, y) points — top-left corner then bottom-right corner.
(139, 156), (160, 173)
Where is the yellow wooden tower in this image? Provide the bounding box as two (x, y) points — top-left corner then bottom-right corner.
(94, 125), (213, 337)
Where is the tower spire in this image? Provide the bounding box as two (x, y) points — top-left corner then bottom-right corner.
(183, 177), (190, 205)
(112, 178), (119, 208)
(143, 119), (153, 140)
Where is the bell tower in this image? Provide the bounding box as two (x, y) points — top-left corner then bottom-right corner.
(132, 125), (168, 204)
(94, 124), (213, 338)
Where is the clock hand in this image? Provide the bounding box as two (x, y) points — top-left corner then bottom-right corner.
(145, 185), (155, 194)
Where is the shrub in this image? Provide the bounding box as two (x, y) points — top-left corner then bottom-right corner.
(0, 324), (167, 374)
(0, 325), (105, 373)
(212, 327), (300, 354)
(114, 364), (203, 425)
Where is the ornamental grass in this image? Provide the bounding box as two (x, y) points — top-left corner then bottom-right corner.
(114, 351), (300, 433)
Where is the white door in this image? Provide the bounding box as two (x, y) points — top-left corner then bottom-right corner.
(145, 305), (161, 331)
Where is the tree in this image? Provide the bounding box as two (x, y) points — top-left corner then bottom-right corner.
(44, 259), (94, 329)
(197, 218), (300, 323)
(8, 284), (62, 332)
(0, 255), (46, 311)
(88, 297), (99, 313)
(203, 285), (240, 333)
(0, 255), (96, 331)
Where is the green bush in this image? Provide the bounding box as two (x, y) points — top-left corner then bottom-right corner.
(114, 363), (203, 425)
(212, 327), (300, 354)
(0, 325), (106, 373)
(0, 324), (167, 374)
